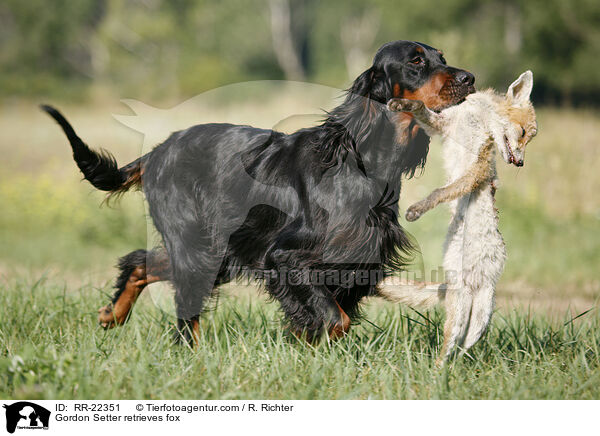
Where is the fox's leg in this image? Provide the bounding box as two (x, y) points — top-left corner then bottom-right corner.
(405, 142), (494, 221)
(461, 285), (495, 351)
(387, 98), (445, 132)
(437, 286), (473, 365)
(436, 229), (472, 365)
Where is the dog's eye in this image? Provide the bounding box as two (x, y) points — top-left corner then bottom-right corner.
(440, 56), (447, 65)
(521, 127), (526, 138)
(410, 56), (424, 65)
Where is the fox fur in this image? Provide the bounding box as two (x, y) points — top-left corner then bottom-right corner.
(379, 71), (537, 362)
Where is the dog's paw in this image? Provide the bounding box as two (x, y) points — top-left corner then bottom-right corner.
(387, 98), (424, 113)
(405, 205), (423, 222)
(98, 303), (118, 329)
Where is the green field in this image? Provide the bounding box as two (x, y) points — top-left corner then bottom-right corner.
(1, 100), (599, 399)
(1, 278), (599, 399)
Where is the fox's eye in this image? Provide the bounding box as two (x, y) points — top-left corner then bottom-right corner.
(521, 127), (526, 138)
(410, 56), (424, 65)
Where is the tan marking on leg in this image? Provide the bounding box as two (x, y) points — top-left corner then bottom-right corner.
(328, 301), (351, 340)
(98, 266), (147, 329)
(291, 328), (318, 345)
(190, 317), (200, 348)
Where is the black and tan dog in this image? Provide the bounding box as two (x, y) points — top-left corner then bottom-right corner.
(42, 40), (474, 344)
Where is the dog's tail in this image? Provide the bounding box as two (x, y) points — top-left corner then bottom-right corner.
(40, 104), (143, 198)
(377, 278), (447, 309)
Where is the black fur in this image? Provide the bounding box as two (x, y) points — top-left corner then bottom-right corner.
(40, 104), (141, 194)
(43, 40), (475, 340)
(113, 248), (171, 304)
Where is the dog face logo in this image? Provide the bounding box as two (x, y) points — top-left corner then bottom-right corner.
(2, 402), (50, 433)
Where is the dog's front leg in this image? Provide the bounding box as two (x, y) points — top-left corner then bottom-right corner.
(265, 247), (351, 342)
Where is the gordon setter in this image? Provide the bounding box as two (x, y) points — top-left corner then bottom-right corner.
(42, 40), (475, 344)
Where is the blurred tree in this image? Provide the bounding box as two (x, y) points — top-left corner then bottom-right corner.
(0, 0), (105, 96)
(521, 0), (600, 104)
(340, 7), (381, 79)
(269, 0), (312, 80)
(0, 0), (598, 105)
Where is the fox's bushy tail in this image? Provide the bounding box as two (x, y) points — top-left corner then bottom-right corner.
(40, 104), (142, 197)
(377, 278), (447, 309)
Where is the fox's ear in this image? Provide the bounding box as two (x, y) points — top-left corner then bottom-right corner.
(507, 70), (533, 104)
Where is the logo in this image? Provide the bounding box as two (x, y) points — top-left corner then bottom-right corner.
(3, 402), (50, 433)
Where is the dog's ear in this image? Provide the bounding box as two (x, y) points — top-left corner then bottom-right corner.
(348, 67), (374, 99)
(507, 70), (533, 105)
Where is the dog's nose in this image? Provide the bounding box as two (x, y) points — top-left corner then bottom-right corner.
(515, 159), (524, 167)
(456, 71), (475, 86)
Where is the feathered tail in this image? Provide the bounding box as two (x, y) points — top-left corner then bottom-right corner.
(40, 104), (142, 197)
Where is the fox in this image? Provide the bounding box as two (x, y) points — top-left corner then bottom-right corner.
(378, 71), (537, 363)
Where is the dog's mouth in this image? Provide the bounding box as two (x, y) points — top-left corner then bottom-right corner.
(436, 83), (476, 111)
(455, 84), (476, 102)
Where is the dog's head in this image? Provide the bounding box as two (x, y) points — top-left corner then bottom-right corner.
(349, 40), (475, 110)
(327, 40), (475, 178)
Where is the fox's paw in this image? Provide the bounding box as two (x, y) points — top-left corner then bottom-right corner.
(405, 204), (424, 222)
(387, 98), (424, 113)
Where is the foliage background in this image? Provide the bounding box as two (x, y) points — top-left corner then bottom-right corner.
(1, 0), (599, 105)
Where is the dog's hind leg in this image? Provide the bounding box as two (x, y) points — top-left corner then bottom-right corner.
(461, 284), (495, 352)
(167, 237), (228, 347)
(98, 248), (170, 328)
(170, 268), (218, 347)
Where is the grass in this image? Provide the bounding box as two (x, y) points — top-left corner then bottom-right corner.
(1, 275), (599, 400)
(0, 98), (599, 399)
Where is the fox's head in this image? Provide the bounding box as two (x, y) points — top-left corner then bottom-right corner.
(498, 70), (537, 167)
